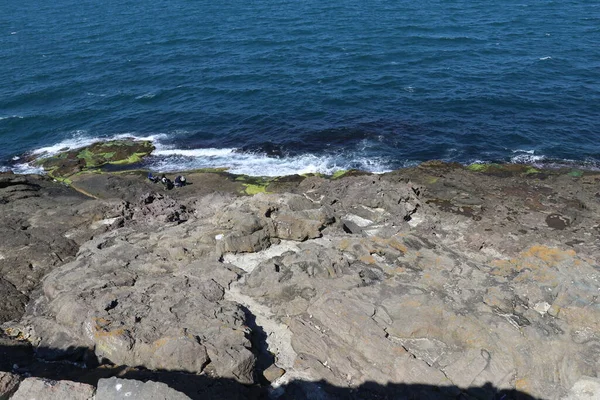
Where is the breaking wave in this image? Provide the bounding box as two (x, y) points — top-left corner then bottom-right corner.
(6, 135), (599, 177)
(30, 132), (169, 158)
(147, 147), (393, 176)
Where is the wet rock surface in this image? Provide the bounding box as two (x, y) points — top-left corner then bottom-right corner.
(34, 139), (154, 182)
(1, 164), (599, 399)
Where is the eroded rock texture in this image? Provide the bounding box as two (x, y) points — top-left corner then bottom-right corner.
(2, 166), (600, 400)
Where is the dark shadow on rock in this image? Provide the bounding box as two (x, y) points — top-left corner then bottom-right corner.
(239, 304), (275, 386)
(0, 336), (544, 400)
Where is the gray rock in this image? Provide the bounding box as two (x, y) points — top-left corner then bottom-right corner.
(269, 212), (327, 241)
(131, 193), (190, 225)
(0, 371), (21, 400)
(217, 229), (271, 255)
(5, 223), (255, 382)
(96, 377), (190, 400)
(0, 278), (27, 324)
(145, 336), (209, 373)
(4, 166), (600, 400)
(204, 342), (256, 384)
(0, 173), (136, 327)
(11, 377), (95, 400)
(562, 376), (600, 400)
(263, 364), (285, 382)
(340, 219), (364, 235)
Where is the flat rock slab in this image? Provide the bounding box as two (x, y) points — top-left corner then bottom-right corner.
(96, 377), (190, 400)
(10, 377), (95, 400)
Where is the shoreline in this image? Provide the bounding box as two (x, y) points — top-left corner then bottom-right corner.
(3, 158), (596, 202)
(2, 134), (599, 178)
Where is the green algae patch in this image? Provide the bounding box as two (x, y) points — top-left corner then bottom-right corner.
(467, 163), (495, 172)
(524, 167), (541, 175)
(52, 175), (73, 185)
(36, 139), (154, 182)
(232, 175), (273, 195)
(331, 170), (349, 179)
(243, 183), (268, 195)
(329, 169), (370, 179)
(301, 172), (325, 178)
(568, 170), (583, 178)
(223, 173), (275, 195)
(419, 160), (463, 170)
(466, 163), (546, 177)
(109, 152), (151, 165)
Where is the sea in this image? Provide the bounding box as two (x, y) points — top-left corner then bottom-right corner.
(1, 0), (599, 176)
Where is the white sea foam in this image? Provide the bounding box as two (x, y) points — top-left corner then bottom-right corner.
(0, 115), (24, 121)
(511, 149), (535, 154)
(153, 148), (236, 157)
(31, 132), (167, 157)
(539, 56), (552, 61)
(112, 132), (168, 143)
(135, 92), (157, 100)
(10, 163), (46, 175)
(15, 130), (394, 177)
(508, 149), (546, 164)
(510, 153), (546, 164)
(146, 148), (393, 177)
(468, 159), (488, 166)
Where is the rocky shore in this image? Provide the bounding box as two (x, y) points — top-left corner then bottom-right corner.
(1, 147), (600, 399)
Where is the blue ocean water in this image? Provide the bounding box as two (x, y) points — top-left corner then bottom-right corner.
(1, 0), (599, 175)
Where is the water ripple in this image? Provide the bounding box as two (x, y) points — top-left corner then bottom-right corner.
(0, 0), (599, 173)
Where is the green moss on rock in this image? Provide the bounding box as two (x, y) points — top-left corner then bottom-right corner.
(467, 163), (544, 177)
(329, 169), (370, 179)
(467, 163), (492, 172)
(301, 172), (325, 178)
(228, 174), (274, 195)
(419, 160), (463, 169)
(36, 139), (154, 181)
(331, 170), (348, 179)
(243, 183), (268, 195)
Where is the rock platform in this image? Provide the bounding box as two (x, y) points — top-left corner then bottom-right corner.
(1, 162), (599, 399)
